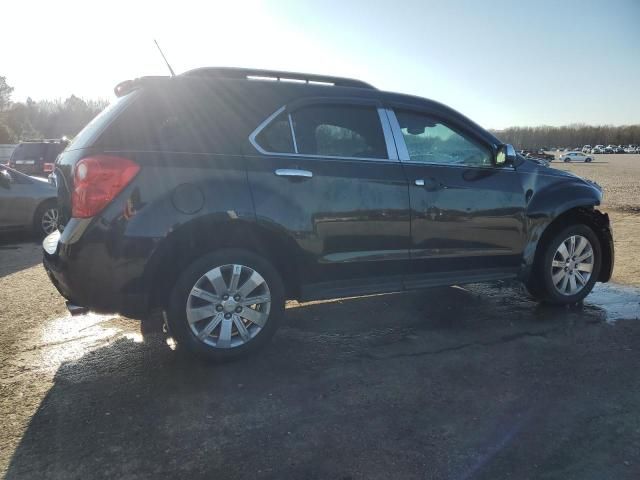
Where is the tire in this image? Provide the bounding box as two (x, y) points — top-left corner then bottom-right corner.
(32, 200), (59, 237)
(564, 158), (570, 162)
(585, 157), (592, 163)
(526, 224), (601, 305)
(166, 248), (285, 362)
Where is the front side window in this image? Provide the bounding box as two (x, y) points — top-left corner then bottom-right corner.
(395, 110), (492, 167)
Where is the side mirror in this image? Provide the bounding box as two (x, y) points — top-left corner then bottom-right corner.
(0, 170), (12, 189)
(496, 144), (516, 166)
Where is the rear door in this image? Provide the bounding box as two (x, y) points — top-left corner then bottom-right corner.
(386, 108), (526, 286)
(245, 99), (411, 298)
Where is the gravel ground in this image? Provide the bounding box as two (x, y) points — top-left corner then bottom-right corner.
(1, 240), (640, 479)
(553, 153), (640, 213)
(1, 154), (640, 479)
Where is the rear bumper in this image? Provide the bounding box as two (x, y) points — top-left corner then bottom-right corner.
(42, 228), (150, 319)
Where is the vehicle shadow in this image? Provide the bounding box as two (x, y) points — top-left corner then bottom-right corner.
(4, 283), (628, 479)
(0, 232), (43, 278)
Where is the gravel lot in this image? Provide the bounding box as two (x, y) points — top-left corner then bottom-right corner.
(1, 154), (640, 479)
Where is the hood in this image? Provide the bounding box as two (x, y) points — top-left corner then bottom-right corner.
(521, 156), (603, 193)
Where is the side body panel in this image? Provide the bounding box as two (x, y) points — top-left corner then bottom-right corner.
(383, 106), (527, 284)
(516, 159), (606, 281)
(49, 148), (255, 315)
(245, 152), (411, 298)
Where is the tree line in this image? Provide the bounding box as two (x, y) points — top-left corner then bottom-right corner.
(489, 124), (640, 150)
(0, 75), (107, 143)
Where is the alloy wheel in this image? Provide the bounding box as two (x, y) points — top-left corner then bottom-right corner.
(186, 264), (271, 348)
(41, 208), (59, 235)
(550, 235), (594, 296)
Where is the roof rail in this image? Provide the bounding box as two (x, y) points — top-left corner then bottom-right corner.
(181, 67), (376, 90)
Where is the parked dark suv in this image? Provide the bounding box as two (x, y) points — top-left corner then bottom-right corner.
(43, 67), (614, 361)
(9, 139), (68, 176)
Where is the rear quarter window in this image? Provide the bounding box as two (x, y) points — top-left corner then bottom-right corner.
(65, 93), (137, 151)
(96, 86), (236, 154)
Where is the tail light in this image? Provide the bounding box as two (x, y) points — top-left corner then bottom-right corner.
(43, 162), (54, 173)
(72, 155), (140, 218)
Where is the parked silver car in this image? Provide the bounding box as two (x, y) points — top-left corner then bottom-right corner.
(0, 165), (59, 236)
(559, 151), (593, 163)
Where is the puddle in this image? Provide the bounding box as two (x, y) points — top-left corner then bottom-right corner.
(585, 283), (640, 323)
(38, 313), (129, 368)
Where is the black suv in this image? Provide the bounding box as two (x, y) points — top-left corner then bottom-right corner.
(43, 68), (614, 361)
(9, 139), (68, 176)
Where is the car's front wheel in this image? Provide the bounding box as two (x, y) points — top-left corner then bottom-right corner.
(167, 249), (284, 362)
(526, 224), (601, 304)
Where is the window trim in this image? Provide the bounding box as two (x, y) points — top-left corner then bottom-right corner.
(386, 108), (515, 170)
(287, 113), (299, 154)
(249, 102), (399, 163)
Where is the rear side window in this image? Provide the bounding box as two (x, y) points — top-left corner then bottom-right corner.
(254, 103), (387, 159)
(292, 104), (386, 158)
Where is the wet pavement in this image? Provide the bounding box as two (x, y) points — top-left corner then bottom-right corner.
(1, 245), (640, 479)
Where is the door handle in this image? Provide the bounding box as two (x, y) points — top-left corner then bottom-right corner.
(275, 169), (313, 179)
(415, 178), (447, 191)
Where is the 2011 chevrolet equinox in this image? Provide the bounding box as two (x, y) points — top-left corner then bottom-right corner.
(43, 67), (614, 361)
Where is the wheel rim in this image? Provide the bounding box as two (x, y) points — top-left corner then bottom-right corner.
(186, 264), (271, 349)
(550, 235), (594, 296)
(41, 208), (59, 234)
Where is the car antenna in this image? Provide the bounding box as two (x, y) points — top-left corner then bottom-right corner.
(154, 39), (176, 77)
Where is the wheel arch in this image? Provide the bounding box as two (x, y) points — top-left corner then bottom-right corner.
(145, 217), (302, 310)
(523, 205), (613, 284)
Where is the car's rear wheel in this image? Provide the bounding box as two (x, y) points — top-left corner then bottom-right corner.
(526, 224), (601, 305)
(33, 200), (59, 237)
(585, 157), (592, 162)
(564, 158), (570, 162)
(167, 249), (284, 362)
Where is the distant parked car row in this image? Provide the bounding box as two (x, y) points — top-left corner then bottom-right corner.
(581, 144), (638, 154)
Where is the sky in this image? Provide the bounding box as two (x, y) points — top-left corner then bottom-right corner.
(1, 0), (638, 129)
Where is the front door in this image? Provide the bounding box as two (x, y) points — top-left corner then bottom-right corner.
(245, 100), (411, 299)
(386, 108), (527, 286)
